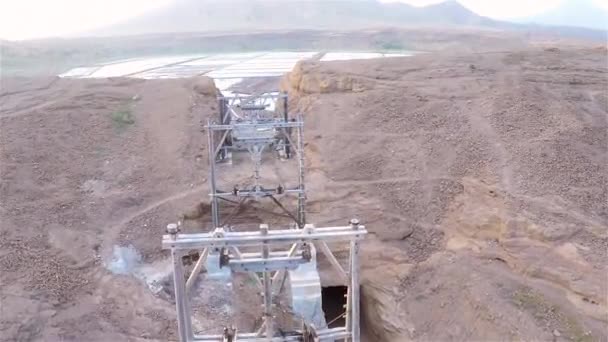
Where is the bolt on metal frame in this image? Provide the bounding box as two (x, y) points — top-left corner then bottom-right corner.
(163, 220), (366, 342)
(208, 93), (306, 229)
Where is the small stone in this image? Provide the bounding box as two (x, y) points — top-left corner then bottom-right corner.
(553, 330), (561, 337)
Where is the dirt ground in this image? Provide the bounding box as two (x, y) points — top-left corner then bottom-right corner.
(0, 76), (219, 341)
(1, 45), (607, 341)
(283, 45), (608, 341)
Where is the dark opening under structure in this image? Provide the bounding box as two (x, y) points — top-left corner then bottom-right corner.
(322, 285), (348, 328)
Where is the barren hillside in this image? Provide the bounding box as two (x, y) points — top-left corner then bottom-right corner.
(0, 77), (218, 341)
(281, 46), (608, 340)
(1, 45), (607, 341)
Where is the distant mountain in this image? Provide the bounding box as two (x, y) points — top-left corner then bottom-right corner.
(92, 0), (498, 37)
(85, 0), (606, 41)
(517, 0), (608, 31)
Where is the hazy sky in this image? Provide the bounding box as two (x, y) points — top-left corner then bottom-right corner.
(384, 0), (608, 17)
(1, 0), (607, 40)
(0, 0), (172, 40)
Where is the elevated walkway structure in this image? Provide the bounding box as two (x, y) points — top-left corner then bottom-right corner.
(163, 93), (366, 341)
(208, 93), (305, 229)
(164, 221), (366, 341)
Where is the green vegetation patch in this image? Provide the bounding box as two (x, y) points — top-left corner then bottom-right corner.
(110, 106), (135, 130)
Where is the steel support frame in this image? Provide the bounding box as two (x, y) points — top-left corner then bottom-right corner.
(163, 222), (366, 342)
(222, 93), (289, 109)
(207, 93), (305, 229)
(173, 93), (363, 341)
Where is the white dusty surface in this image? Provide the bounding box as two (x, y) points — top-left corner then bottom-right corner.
(59, 51), (411, 91)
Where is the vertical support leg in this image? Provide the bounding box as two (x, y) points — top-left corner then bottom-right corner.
(283, 92), (291, 159)
(172, 249), (193, 341)
(219, 97), (226, 124)
(218, 97), (226, 160)
(344, 244), (352, 342)
(296, 119), (306, 227)
(220, 97), (232, 159)
(260, 224), (273, 340)
(207, 121), (220, 228)
(350, 239), (361, 342)
(263, 268), (273, 340)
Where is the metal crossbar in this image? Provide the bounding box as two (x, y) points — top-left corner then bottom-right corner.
(207, 93), (305, 229)
(164, 221), (366, 342)
(162, 226), (366, 250)
(208, 121), (302, 131)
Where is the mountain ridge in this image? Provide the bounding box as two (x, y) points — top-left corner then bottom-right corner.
(74, 0), (606, 42)
(517, 0), (608, 30)
(92, 0), (498, 37)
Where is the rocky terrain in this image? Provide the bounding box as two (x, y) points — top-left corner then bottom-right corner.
(282, 45), (608, 341)
(1, 44), (607, 341)
(0, 76), (218, 341)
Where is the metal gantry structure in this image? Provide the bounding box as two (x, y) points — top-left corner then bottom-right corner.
(163, 221), (366, 342)
(208, 93), (306, 229)
(163, 92), (366, 342)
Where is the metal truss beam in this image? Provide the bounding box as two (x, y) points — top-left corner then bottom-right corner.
(207, 93), (305, 230)
(166, 92), (363, 342)
(207, 121), (303, 131)
(163, 224), (366, 250)
(164, 221), (366, 342)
